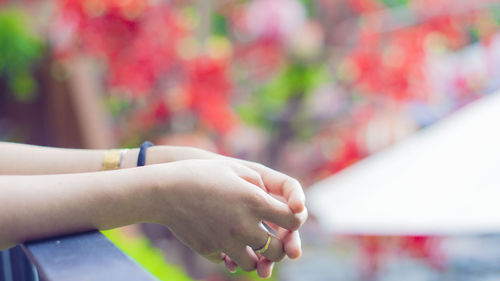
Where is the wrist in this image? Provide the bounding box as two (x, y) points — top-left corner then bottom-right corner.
(119, 145), (222, 169)
(120, 148), (139, 169)
(138, 163), (183, 225)
(120, 145), (175, 168)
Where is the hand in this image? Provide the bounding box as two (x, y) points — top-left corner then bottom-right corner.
(126, 145), (308, 276)
(230, 159), (307, 277)
(149, 159), (307, 278)
(145, 147), (306, 247)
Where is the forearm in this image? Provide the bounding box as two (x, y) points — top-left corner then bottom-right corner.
(0, 166), (170, 250)
(0, 142), (220, 175)
(0, 142), (107, 175)
(136, 146), (223, 166)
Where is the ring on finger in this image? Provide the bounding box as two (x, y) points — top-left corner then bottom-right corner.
(254, 234), (272, 255)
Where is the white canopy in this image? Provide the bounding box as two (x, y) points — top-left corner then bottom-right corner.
(307, 92), (500, 235)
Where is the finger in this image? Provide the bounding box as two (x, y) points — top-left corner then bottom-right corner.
(224, 254), (238, 273)
(257, 257), (274, 279)
(265, 221), (302, 259)
(241, 161), (306, 213)
(231, 162), (266, 191)
(268, 175), (305, 214)
(283, 230), (302, 259)
(226, 246), (259, 272)
(242, 225), (285, 262)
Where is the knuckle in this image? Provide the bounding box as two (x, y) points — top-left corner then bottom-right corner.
(216, 160), (230, 169)
(248, 169), (261, 180)
(253, 163), (267, 171)
(289, 215), (302, 231)
(288, 177), (301, 189)
(228, 160), (244, 169)
(269, 251), (286, 262)
(229, 224), (248, 239)
(244, 192), (265, 212)
(214, 158), (230, 167)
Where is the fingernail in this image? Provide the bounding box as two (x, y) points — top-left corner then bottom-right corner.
(293, 202), (307, 214)
(265, 263), (275, 278)
(290, 251), (302, 260)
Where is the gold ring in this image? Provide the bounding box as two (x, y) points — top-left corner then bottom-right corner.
(255, 234), (271, 254)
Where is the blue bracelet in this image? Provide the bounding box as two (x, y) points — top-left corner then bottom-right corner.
(137, 141), (154, 167)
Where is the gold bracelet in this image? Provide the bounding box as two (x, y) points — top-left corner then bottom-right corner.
(101, 149), (128, 171)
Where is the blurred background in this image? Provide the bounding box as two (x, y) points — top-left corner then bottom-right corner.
(2, 0), (500, 280)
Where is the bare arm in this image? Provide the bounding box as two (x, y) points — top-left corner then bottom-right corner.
(0, 159), (306, 278)
(0, 142), (109, 174)
(0, 142), (307, 277)
(0, 142), (222, 175)
(0, 166), (162, 249)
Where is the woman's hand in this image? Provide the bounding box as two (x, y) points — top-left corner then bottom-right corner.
(130, 147), (307, 243)
(123, 145), (308, 276)
(148, 159), (307, 278)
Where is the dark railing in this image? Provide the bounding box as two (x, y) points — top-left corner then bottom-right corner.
(0, 231), (159, 281)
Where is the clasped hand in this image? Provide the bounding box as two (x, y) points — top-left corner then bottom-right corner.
(147, 157), (307, 278)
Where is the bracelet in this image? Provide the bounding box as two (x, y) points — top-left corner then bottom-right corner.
(102, 149), (128, 170)
(137, 141), (154, 167)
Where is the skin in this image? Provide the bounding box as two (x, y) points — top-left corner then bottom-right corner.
(0, 142), (307, 278)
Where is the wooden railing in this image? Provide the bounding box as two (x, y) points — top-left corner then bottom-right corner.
(0, 231), (159, 281)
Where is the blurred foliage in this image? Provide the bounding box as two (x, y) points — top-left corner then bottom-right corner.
(238, 63), (330, 131)
(380, 0), (409, 8)
(0, 9), (43, 101)
(102, 229), (194, 281)
(103, 228), (277, 281)
(50, 1), (500, 277)
(3, 0), (500, 280)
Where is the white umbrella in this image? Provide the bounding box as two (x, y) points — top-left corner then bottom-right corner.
(307, 92), (500, 235)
